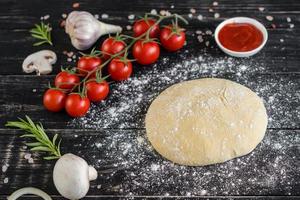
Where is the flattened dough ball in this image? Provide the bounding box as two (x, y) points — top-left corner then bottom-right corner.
(145, 78), (268, 166)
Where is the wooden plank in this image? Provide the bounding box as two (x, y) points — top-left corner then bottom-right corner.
(0, 0), (299, 74)
(0, 129), (299, 196)
(1, 195), (300, 200)
(0, 73), (299, 129)
(0, 29), (299, 75)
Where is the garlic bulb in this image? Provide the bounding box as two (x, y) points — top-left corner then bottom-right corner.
(65, 11), (122, 50)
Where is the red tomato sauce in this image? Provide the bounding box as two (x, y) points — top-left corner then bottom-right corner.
(218, 23), (263, 52)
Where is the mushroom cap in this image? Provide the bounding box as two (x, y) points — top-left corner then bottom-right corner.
(22, 50), (57, 75)
(53, 153), (97, 200)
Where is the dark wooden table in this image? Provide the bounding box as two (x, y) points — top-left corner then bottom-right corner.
(0, 0), (299, 199)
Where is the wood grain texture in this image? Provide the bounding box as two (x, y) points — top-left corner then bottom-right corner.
(0, 0), (299, 199)
(0, 0), (299, 74)
(0, 74), (299, 129)
(0, 129), (299, 197)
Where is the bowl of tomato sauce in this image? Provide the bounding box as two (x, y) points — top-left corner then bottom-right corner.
(214, 17), (268, 57)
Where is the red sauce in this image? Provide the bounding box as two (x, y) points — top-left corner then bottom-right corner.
(218, 23), (263, 52)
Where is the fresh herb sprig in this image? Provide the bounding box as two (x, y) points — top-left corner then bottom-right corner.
(30, 22), (53, 46)
(5, 116), (61, 160)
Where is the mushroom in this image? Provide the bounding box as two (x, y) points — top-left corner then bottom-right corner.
(53, 153), (97, 200)
(22, 50), (57, 75)
(65, 11), (122, 50)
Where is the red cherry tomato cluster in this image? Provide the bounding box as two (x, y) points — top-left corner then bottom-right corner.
(43, 14), (187, 118)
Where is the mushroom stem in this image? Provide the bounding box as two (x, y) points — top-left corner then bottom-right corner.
(88, 166), (98, 181)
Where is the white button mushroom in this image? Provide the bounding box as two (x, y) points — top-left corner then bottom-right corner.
(22, 50), (57, 75)
(65, 11), (122, 50)
(53, 153), (98, 200)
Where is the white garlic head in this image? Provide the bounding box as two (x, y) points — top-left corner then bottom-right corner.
(65, 11), (122, 50)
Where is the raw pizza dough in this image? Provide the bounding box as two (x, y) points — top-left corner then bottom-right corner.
(145, 78), (268, 166)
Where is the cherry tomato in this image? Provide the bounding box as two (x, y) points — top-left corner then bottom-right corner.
(65, 94), (90, 117)
(77, 56), (102, 75)
(108, 59), (133, 81)
(133, 19), (160, 38)
(101, 37), (126, 60)
(132, 40), (160, 65)
(55, 71), (80, 90)
(43, 89), (66, 112)
(86, 80), (110, 102)
(160, 25), (186, 51)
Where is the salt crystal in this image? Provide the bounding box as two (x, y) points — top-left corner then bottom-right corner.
(287, 17), (291, 22)
(95, 142), (102, 148)
(24, 153), (31, 159)
(197, 14), (203, 21)
(150, 9), (157, 15)
(196, 30), (202, 34)
(209, 8), (214, 12)
(197, 35), (204, 43)
(258, 7), (265, 12)
(200, 190), (207, 195)
(214, 13), (220, 19)
(136, 136), (144, 145)
(160, 10), (167, 16)
(32, 89), (37, 92)
(289, 23), (294, 28)
(28, 158), (34, 163)
(2, 165), (8, 173)
(205, 41), (210, 47)
(94, 14), (99, 19)
(97, 185), (101, 189)
(72, 55), (76, 59)
(190, 8), (196, 14)
(188, 13), (193, 18)
(205, 30), (212, 35)
(43, 15), (50, 20)
(40, 16), (44, 20)
(280, 39), (284, 43)
(72, 2), (80, 8)
(126, 25), (132, 30)
(266, 15), (273, 21)
(165, 11), (172, 16)
(62, 13), (67, 19)
(213, 1), (218, 6)
(3, 177), (8, 184)
(67, 52), (74, 57)
(128, 14), (135, 20)
(101, 14), (109, 19)
(170, 5), (174, 9)
(67, 58), (72, 62)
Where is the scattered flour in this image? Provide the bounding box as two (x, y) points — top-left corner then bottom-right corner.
(83, 128), (299, 196)
(63, 9), (299, 197)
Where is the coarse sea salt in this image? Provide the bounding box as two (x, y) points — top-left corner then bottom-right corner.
(266, 15), (274, 21)
(101, 14), (109, 19)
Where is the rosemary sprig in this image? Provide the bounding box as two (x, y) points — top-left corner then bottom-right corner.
(30, 22), (53, 46)
(5, 116), (61, 160)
